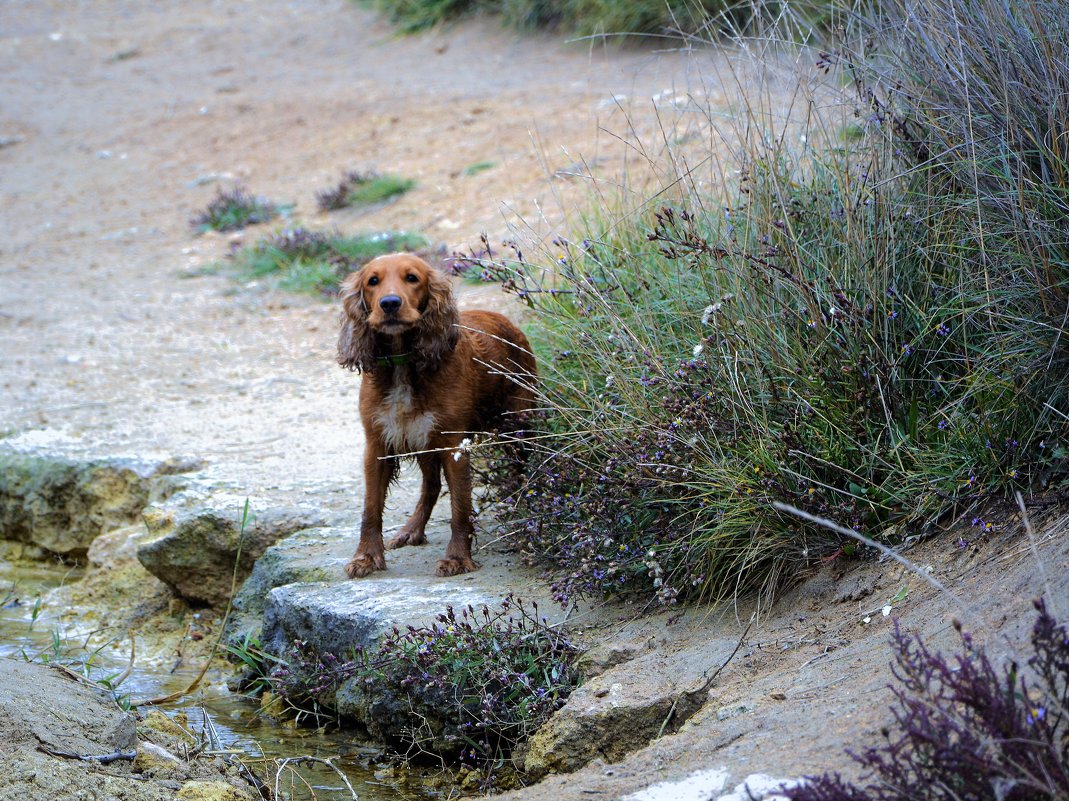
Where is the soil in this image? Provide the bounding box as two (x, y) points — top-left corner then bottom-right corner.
(2, 2), (1068, 800)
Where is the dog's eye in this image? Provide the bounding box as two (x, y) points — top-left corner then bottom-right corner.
(367, 276), (379, 286)
(405, 274), (419, 284)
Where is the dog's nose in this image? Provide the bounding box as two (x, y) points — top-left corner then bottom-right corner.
(379, 295), (402, 314)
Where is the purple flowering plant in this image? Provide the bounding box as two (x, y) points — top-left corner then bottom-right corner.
(785, 597), (1069, 801)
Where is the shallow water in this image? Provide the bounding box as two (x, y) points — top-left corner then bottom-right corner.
(0, 560), (442, 801)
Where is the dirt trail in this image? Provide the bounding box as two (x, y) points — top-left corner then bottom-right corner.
(0, 0), (697, 506)
(3, 4), (1068, 801)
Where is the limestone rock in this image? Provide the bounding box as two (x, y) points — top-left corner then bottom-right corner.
(134, 741), (185, 778)
(225, 525), (352, 646)
(137, 504), (326, 607)
(0, 450), (179, 558)
(177, 779), (254, 800)
(522, 638), (741, 779)
(260, 576), (498, 658)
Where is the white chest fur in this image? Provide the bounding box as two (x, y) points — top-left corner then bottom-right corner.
(371, 383), (437, 453)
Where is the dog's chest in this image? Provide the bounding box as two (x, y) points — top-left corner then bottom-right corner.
(371, 383), (437, 453)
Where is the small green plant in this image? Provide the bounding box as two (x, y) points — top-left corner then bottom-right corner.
(364, 0), (754, 35)
(316, 170), (415, 212)
(227, 227), (428, 296)
(226, 632), (286, 696)
(191, 186), (283, 232)
(785, 597), (1069, 801)
(462, 160), (496, 177)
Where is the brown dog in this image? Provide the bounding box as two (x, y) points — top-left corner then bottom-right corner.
(337, 253), (536, 578)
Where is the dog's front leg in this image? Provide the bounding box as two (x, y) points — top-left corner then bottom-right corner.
(347, 443), (394, 578)
(436, 450), (480, 577)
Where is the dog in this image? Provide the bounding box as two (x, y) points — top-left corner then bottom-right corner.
(337, 253), (536, 578)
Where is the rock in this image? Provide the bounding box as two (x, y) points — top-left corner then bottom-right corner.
(138, 709), (196, 749)
(578, 640), (642, 678)
(262, 575), (511, 753)
(522, 637), (742, 779)
(137, 504), (326, 607)
(0, 450), (180, 558)
(0, 659), (137, 757)
(226, 525), (352, 646)
(261, 576), (496, 658)
(134, 741), (185, 777)
(620, 768), (729, 801)
(177, 780), (253, 800)
(716, 774), (802, 801)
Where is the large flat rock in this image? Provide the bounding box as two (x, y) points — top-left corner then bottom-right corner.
(262, 577), (503, 656)
(252, 517), (560, 658)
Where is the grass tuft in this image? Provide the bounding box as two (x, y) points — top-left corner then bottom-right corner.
(316, 170), (415, 212)
(450, 0), (1069, 609)
(191, 186), (282, 233)
(227, 227), (428, 296)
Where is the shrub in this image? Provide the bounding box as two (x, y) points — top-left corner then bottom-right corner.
(191, 186), (281, 232)
(352, 598), (580, 781)
(227, 226), (427, 295)
(452, 1), (1069, 608)
(268, 597), (580, 788)
(365, 0), (747, 35)
(316, 170), (415, 212)
(784, 598), (1069, 801)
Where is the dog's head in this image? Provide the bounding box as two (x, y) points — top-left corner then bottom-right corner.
(337, 253), (459, 373)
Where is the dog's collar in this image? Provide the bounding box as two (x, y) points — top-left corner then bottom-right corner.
(375, 352), (412, 366)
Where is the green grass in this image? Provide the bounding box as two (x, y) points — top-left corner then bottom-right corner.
(453, 0), (1069, 609)
(362, 0), (845, 35)
(228, 228), (428, 296)
(346, 174), (414, 205)
(463, 160), (496, 177)
(363, 0), (763, 35)
(316, 171), (415, 212)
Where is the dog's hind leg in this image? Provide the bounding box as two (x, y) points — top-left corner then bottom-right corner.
(388, 453), (440, 549)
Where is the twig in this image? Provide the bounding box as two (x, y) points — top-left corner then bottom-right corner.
(772, 501), (971, 619)
(274, 756), (359, 800)
(110, 631), (135, 689)
(37, 744), (136, 764)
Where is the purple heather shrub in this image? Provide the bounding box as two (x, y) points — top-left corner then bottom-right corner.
(785, 597), (1069, 801)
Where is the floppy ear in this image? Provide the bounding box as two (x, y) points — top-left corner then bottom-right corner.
(337, 270), (375, 373)
(412, 267), (459, 372)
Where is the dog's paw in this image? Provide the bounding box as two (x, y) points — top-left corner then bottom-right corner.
(346, 553), (386, 578)
(435, 557), (480, 577)
(387, 529), (428, 550)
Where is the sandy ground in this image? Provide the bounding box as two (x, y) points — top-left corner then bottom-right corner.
(0, 0), (707, 509)
(3, 3), (1068, 800)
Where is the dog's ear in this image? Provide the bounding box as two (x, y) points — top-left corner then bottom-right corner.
(337, 270), (375, 373)
(413, 267), (459, 372)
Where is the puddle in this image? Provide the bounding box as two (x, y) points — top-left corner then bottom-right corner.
(0, 559), (445, 800)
